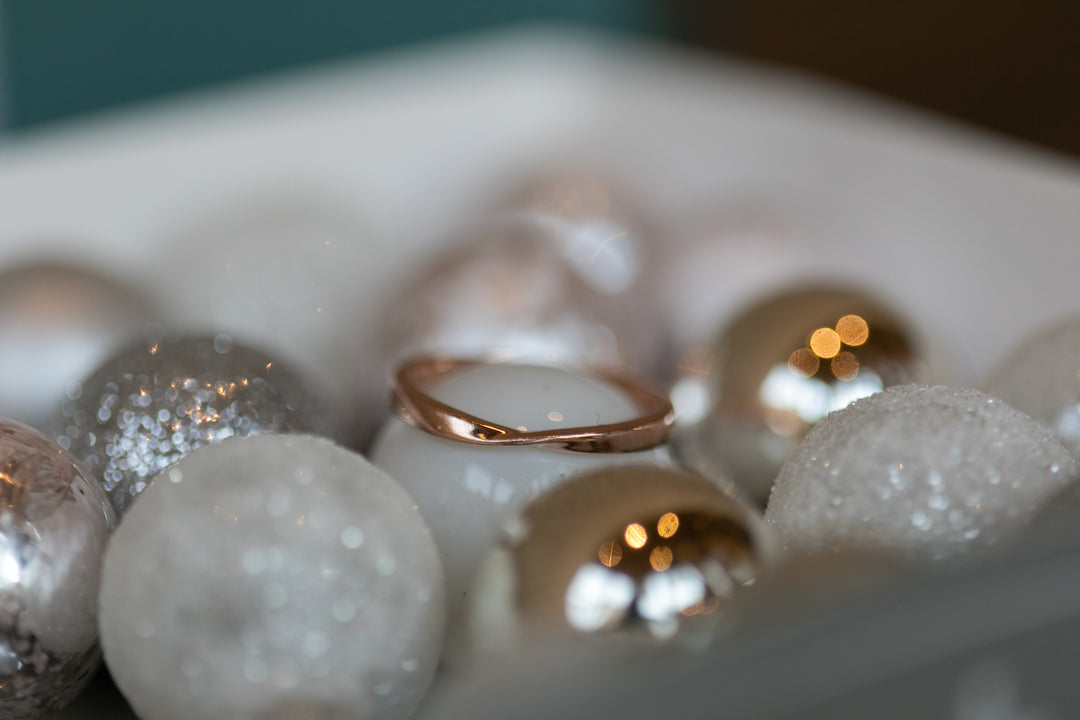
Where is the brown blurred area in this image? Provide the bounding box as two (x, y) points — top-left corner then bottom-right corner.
(675, 1), (1080, 158)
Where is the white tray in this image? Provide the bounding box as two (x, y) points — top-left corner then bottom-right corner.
(4, 25), (1079, 719)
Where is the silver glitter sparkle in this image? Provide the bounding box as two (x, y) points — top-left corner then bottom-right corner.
(0, 420), (116, 718)
(765, 385), (1078, 561)
(49, 333), (331, 516)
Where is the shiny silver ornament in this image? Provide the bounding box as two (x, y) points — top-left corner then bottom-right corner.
(0, 261), (153, 429)
(466, 465), (776, 657)
(50, 333), (331, 516)
(675, 286), (930, 503)
(376, 211), (655, 383)
(0, 420), (116, 718)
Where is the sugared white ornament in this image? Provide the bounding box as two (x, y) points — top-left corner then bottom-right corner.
(99, 434), (444, 720)
(370, 362), (674, 620)
(0, 421), (115, 719)
(985, 315), (1080, 459)
(766, 385), (1077, 560)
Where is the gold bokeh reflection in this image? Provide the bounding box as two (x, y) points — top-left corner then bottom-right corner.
(649, 546), (673, 571)
(836, 314), (869, 346)
(657, 512), (679, 538)
(787, 348), (820, 378)
(809, 328), (841, 359)
(598, 540), (623, 568)
(566, 509), (759, 640)
(624, 523), (648, 549)
(831, 351), (860, 381)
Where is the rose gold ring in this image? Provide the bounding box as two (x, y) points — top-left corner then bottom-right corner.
(390, 357), (675, 453)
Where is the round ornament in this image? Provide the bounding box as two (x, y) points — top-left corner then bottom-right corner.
(0, 420), (116, 719)
(369, 360), (675, 621)
(50, 332), (331, 516)
(0, 261), (153, 429)
(984, 315), (1080, 459)
(375, 214), (652, 383)
(99, 434), (445, 720)
(676, 286), (930, 503)
(765, 385), (1078, 561)
(466, 465), (776, 656)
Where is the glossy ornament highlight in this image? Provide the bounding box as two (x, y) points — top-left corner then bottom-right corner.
(0, 421), (116, 719)
(466, 465), (775, 656)
(50, 333), (330, 516)
(765, 385), (1077, 561)
(675, 286), (929, 503)
(99, 434), (445, 720)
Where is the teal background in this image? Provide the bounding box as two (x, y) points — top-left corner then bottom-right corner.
(0, 0), (668, 131)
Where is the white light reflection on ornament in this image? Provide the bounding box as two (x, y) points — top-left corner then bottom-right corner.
(564, 564), (635, 632)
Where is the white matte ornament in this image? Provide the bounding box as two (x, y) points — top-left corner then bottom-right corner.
(99, 434), (445, 720)
(985, 315), (1080, 460)
(766, 385), (1077, 560)
(370, 363), (674, 620)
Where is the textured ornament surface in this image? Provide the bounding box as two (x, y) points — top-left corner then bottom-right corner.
(51, 333), (330, 516)
(676, 286), (929, 503)
(985, 315), (1080, 460)
(0, 262), (152, 429)
(99, 434), (445, 720)
(0, 420), (116, 719)
(467, 465), (775, 656)
(370, 363), (674, 622)
(765, 385), (1077, 560)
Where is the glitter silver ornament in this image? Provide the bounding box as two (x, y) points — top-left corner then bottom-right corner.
(0, 261), (153, 429)
(466, 465), (775, 657)
(0, 420), (116, 719)
(370, 362), (673, 624)
(51, 333), (330, 516)
(99, 434), (445, 720)
(765, 385), (1078, 561)
(984, 315), (1080, 460)
(675, 286), (930, 503)
(376, 213), (652, 381)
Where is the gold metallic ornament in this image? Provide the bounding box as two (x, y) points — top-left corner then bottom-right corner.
(465, 465), (776, 657)
(673, 286), (930, 504)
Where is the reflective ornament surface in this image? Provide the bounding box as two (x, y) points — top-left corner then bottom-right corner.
(467, 465), (775, 656)
(676, 286), (929, 503)
(370, 362), (673, 623)
(99, 434), (445, 720)
(766, 385), (1077, 561)
(51, 333), (330, 516)
(0, 262), (153, 429)
(376, 214), (653, 383)
(0, 421), (116, 719)
(985, 315), (1080, 459)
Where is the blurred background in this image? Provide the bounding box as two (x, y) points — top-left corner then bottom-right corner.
(2, 0), (1079, 157)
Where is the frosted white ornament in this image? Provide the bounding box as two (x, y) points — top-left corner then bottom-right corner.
(985, 315), (1080, 459)
(99, 434), (444, 720)
(765, 385), (1077, 561)
(369, 362), (674, 621)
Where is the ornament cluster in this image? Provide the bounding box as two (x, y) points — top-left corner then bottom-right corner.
(1, 170), (1079, 720)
